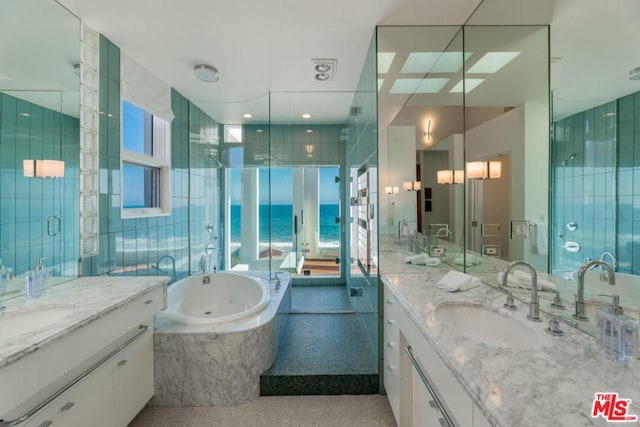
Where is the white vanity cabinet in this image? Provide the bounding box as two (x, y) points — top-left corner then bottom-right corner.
(0, 279), (165, 427)
(383, 281), (491, 427)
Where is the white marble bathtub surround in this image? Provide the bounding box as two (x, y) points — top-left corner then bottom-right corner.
(152, 271), (289, 407)
(0, 276), (169, 367)
(383, 272), (640, 427)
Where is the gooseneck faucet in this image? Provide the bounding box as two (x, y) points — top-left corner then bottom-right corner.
(599, 251), (618, 270)
(502, 260), (541, 322)
(155, 255), (176, 282)
(574, 260), (616, 321)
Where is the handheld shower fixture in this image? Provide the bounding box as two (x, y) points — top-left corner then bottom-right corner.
(561, 153), (576, 166)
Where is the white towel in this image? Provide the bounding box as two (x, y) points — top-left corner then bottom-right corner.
(452, 253), (483, 267)
(533, 223), (549, 256)
(437, 270), (481, 292)
(404, 254), (442, 266)
(496, 270), (556, 292)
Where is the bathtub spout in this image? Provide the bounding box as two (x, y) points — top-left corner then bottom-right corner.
(154, 255), (176, 282)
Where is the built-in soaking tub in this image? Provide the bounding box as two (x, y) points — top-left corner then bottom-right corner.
(152, 271), (291, 407)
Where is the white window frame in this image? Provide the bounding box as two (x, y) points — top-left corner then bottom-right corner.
(120, 99), (172, 219)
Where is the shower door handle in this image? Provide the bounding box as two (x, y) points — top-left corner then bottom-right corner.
(47, 215), (61, 237)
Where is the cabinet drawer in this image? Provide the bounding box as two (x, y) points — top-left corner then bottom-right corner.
(113, 326), (154, 426)
(126, 286), (164, 327)
(23, 361), (113, 427)
(403, 318), (473, 427)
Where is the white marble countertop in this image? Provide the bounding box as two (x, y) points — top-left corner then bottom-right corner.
(0, 276), (168, 368)
(383, 272), (640, 427)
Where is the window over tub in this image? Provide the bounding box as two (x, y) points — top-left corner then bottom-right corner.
(120, 53), (174, 218)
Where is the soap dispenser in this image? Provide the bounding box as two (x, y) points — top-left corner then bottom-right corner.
(597, 294), (638, 367)
(0, 259), (13, 294)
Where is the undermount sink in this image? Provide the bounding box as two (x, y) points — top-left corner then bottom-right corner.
(0, 305), (74, 342)
(431, 303), (547, 350)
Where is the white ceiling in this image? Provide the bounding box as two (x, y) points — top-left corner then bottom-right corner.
(3, 0), (640, 124)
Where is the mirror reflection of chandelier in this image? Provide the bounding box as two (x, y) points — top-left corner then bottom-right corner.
(465, 160), (502, 180)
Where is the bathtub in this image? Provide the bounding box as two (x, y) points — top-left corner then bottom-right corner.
(162, 272), (271, 325)
(152, 271), (290, 407)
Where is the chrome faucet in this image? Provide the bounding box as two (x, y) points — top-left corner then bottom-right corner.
(155, 255), (176, 282)
(502, 260), (541, 322)
(270, 271), (282, 291)
(599, 251), (618, 271)
(200, 254), (207, 274)
(0, 299), (5, 311)
(435, 226), (452, 245)
(574, 260), (615, 321)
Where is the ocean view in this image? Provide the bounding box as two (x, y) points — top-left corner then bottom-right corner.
(230, 204), (339, 245)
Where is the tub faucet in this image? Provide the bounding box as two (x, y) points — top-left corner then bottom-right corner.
(502, 260), (540, 322)
(155, 255), (176, 282)
(200, 254), (207, 274)
(271, 272), (282, 291)
(599, 251), (617, 272)
(574, 260), (615, 321)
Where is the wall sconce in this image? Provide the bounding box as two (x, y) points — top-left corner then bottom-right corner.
(423, 120), (432, 141)
(465, 161), (501, 180)
(384, 186), (399, 194)
(403, 180), (421, 191)
(436, 169), (464, 184)
(305, 144), (314, 158)
(23, 159), (65, 179)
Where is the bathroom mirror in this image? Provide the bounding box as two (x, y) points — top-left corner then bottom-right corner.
(377, 23), (550, 275)
(0, 0), (81, 296)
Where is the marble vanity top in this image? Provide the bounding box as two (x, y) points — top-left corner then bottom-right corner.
(383, 272), (640, 427)
(0, 276), (168, 368)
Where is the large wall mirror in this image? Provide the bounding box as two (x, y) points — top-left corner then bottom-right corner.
(378, 23), (550, 275)
(0, 0), (80, 297)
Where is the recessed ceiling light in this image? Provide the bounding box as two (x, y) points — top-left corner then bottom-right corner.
(315, 73), (331, 81)
(630, 66), (640, 81)
(242, 113), (254, 119)
(315, 63), (331, 73)
(301, 113), (312, 119)
(193, 64), (220, 82)
(256, 129), (264, 133)
(19, 112), (31, 117)
(305, 129), (313, 133)
(311, 59), (336, 82)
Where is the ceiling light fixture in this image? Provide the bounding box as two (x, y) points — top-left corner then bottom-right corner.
(193, 64), (220, 82)
(301, 113), (312, 119)
(311, 58), (337, 82)
(242, 113), (254, 119)
(305, 129), (313, 133)
(630, 66), (640, 81)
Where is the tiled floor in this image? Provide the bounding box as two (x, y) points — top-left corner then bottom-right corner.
(261, 285), (378, 395)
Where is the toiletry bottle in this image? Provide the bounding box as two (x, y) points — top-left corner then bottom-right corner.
(33, 257), (49, 297)
(25, 270), (37, 300)
(597, 294), (638, 367)
(0, 259), (9, 294)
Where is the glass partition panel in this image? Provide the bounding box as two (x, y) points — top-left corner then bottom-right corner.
(377, 26), (465, 273)
(462, 26), (550, 278)
(0, 0), (80, 297)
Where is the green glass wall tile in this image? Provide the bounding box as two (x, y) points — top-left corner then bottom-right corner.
(107, 40), (120, 84)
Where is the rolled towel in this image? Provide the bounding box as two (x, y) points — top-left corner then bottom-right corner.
(423, 257), (442, 267)
(404, 254), (423, 263)
(496, 270), (557, 292)
(437, 270), (481, 292)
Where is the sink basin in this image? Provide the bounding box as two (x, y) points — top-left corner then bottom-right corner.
(432, 304), (546, 350)
(0, 305), (74, 342)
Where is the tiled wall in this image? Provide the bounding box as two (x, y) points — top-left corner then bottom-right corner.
(616, 93), (640, 274)
(0, 93), (79, 276)
(81, 35), (218, 280)
(552, 96), (640, 274)
(345, 33), (379, 370)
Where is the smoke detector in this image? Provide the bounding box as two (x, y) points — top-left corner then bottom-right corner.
(311, 58), (337, 81)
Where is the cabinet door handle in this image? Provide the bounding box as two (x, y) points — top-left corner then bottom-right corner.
(118, 359), (128, 367)
(60, 401), (75, 411)
(385, 299), (395, 305)
(386, 341), (395, 348)
(145, 299), (153, 305)
(386, 319), (395, 325)
(38, 421), (53, 427)
(385, 363), (394, 371)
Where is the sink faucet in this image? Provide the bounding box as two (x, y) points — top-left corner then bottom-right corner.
(270, 271), (283, 291)
(574, 260), (616, 321)
(502, 260), (541, 322)
(434, 226), (452, 245)
(599, 251), (617, 271)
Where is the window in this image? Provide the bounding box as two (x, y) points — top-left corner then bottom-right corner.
(121, 100), (171, 218)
